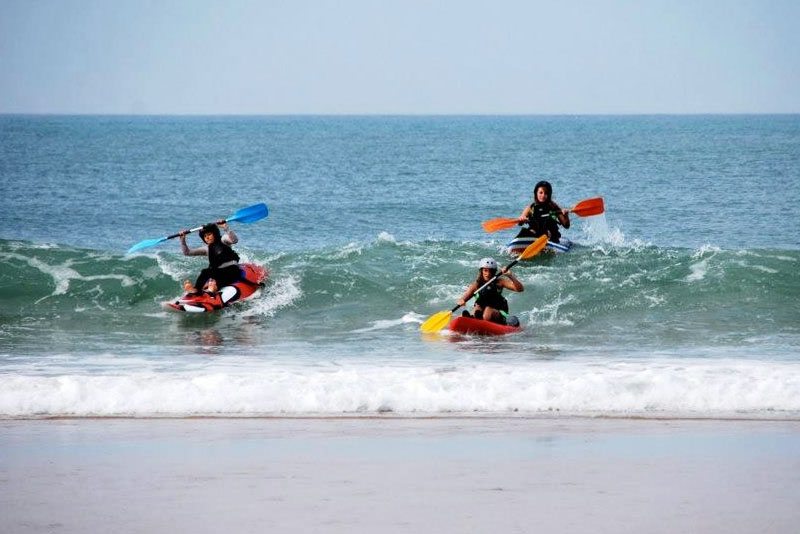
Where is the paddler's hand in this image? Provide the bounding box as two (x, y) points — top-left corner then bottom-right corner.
(457, 298), (467, 307)
(178, 230), (189, 240)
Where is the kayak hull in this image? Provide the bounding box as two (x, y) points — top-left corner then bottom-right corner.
(506, 229), (572, 256)
(448, 316), (522, 336)
(163, 263), (268, 313)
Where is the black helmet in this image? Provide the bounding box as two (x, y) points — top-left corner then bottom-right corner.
(534, 180), (552, 203)
(198, 223), (221, 240)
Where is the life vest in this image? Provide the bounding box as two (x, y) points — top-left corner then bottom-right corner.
(475, 278), (509, 312)
(526, 202), (562, 242)
(207, 241), (240, 269)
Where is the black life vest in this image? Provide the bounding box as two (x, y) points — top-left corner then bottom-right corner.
(526, 202), (561, 242)
(475, 278), (508, 311)
(207, 241), (240, 268)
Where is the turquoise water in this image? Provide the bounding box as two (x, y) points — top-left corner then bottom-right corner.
(1, 115), (799, 417)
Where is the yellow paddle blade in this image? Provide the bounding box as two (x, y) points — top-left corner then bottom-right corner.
(570, 197), (604, 217)
(517, 235), (549, 260)
(481, 217), (518, 233)
(420, 310), (453, 333)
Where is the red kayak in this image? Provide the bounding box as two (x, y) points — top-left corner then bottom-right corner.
(163, 263), (268, 313)
(448, 316), (522, 336)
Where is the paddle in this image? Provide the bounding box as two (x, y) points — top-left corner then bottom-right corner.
(419, 235), (548, 333)
(481, 197), (605, 233)
(126, 203), (269, 254)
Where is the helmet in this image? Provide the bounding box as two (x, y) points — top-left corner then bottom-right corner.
(198, 223), (221, 240)
(478, 257), (498, 270)
(534, 180), (552, 202)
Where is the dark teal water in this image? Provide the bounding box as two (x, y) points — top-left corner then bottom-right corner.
(1, 115), (799, 417)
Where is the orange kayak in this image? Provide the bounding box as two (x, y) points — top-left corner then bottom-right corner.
(163, 263), (268, 313)
(448, 316), (522, 336)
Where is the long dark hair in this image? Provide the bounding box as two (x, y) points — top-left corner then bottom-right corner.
(533, 180), (553, 204)
(475, 268), (497, 286)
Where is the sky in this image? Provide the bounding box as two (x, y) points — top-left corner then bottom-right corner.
(1, 0), (798, 114)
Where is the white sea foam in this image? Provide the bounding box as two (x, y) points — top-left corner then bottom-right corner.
(240, 273), (302, 318)
(579, 215), (630, 248)
(376, 231), (396, 243)
(684, 245), (720, 282)
(2, 359), (799, 418)
(685, 259), (709, 282)
(693, 244), (722, 257)
(2, 252), (136, 302)
(154, 252), (188, 281)
(523, 294), (577, 326)
(324, 241), (368, 259)
(352, 313), (421, 333)
(426, 283), (462, 305)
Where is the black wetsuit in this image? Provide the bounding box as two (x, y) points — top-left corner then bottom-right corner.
(474, 278), (509, 323)
(525, 202), (563, 243)
(194, 241), (241, 290)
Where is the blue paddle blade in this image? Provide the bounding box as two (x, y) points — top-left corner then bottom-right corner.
(126, 237), (167, 254)
(227, 203), (268, 224)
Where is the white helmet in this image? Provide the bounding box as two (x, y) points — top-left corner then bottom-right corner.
(478, 257), (498, 270)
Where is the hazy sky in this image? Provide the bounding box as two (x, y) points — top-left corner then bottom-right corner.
(1, 0), (798, 114)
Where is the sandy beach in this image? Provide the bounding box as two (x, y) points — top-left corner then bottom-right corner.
(2, 417), (799, 533)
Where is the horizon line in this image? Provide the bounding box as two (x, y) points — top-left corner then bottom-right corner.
(2, 111), (799, 118)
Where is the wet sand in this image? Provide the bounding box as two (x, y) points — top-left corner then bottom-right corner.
(2, 417), (799, 533)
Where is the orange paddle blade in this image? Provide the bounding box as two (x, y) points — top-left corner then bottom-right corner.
(570, 197), (604, 217)
(481, 217), (519, 233)
(517, 235), (548, 260)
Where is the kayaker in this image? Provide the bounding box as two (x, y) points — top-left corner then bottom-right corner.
(179, 222), (241, 294)
(517, 180), (571, 243)
(457, 258), (524, 325)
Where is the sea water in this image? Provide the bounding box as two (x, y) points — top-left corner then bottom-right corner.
(1, 115), (799, 417)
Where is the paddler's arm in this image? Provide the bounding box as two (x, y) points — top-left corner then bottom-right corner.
(218, 221), (238, 245)
(517, 205), (532, 225)
(551, 202), (571, 228)
(457, 282), (479, 307)
(179, 231), (207, 256)
(499, 268), (524, 292)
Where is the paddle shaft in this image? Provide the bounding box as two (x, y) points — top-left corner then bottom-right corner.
(127, 203), (268, 254)
(482, 197), (604, 233)
(165, 219), (230, 241)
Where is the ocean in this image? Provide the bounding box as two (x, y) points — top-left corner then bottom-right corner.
(1, 114), (799, 418)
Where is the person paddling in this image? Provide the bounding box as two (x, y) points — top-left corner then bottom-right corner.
(517, 180), (570, 243)
(179, 222), (241, 294)
(457, 258), (524, 325)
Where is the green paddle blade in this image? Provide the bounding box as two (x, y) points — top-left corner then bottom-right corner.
(420, 310), (453, 333)
(227, 203), (268, 224)
(126, 236), (167, 254)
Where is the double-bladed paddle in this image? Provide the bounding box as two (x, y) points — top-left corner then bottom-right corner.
(481, 196), (605, 233)
(419, 235), (548, 333)
(126, 203), (269, 254)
